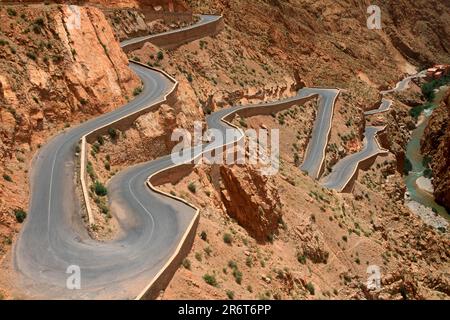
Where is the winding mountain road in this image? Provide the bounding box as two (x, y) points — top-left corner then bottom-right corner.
(298, 88), (340, 179)
(320, 126), (388, 192)
(13, 15), (222, 300)
(13, 10), (424, 299)
(320, 71), (426, 193)
(12, 14), (324, 300)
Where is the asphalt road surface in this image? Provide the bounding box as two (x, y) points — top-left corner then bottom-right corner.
(298, 88), (340, 180)
(14, 16), (221, 300)
(12, 15), (321, 299)
(365, 98), (393, 115)
(320, 126), (387, 192)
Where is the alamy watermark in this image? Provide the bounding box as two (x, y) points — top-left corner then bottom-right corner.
(66, 265), (81, 290)
(367, 5), (382, 30)
(170, 121), (280, 176)
(66, 5), (81, 30)
(366, 265), (382, 290)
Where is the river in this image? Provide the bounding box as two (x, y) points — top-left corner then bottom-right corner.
(404, 86), (449, 225)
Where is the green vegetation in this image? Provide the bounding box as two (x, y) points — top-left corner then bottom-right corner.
(133, 86), (143, 96)
(226, 290), (234, 300)
(305, 282), (315, 295)
(195, 252), (202, 262)
(94, 181), (108, 197)
(203, 273), (218, 287)
(157, 51), (164, 60)
(204, 246), (212, 257)
(32, 18), (45, 34)
(245, 256), (253, 267)
(188, 182), (196, 193)
(200, 230), (207, 241)
(409, 102), (434, 119)
(423, 168), (433, 178)
(223, 233), (233, 245)
(14, 209), (27, 223)
(108, 128), (118, 139)
(26, 51), (37, 61)
(182, 258), (191, 270)
(421, 75), (450, 102)
(227, 260), (242, 284)
(2, 174), (12, 182)
(87, 161), (96, 180)
(404, 157), (413, 175)
(297, 253), (307, 265)
(233, 269), (242, 285)
(7, 8), (17, 17)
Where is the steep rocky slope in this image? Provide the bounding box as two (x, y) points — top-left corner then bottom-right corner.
(0, 0), (449, 300)
(421, 89), (450, 211)
(0, 4), (139, 272)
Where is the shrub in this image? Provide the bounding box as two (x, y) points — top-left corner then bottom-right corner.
(133, 86), (143, 96)
(223, 233), (233, 245)
(104, 162), (111, 171)
(14, 209), (27, 223)
(3, 174), (12, 182)
(226, 290), (234, 300)
(200, 230), (207, 241)
(187, 74), (193, 82)
(26, 52), (37, 61)
(195, 252), (202, 262)
(157, 51), (164, 60)
(423, 168), (433, 178)
(108, 128), (118, 139)
(94, 181), (108, 197)
(239, 118), (247, 128)
(246, 256), (253, 267)
(305, 282), (315, 295)
(0, 39), (8, 46)
(403, 157), (413, 175)
(297, 254), (307, 265)
(228, 260), (237, 269)
(203, 273), (218, 287)
(7, 8), (17, 17)
(97, 136), (104, 146)
(204, 246), (212, 257)
(34, 17), (45, 26)
(188, 182), (196, 193)
(80, 98), (88, 106)
(182, 258), (191, 270)
(87, 162), (96, 180)
(233, 268), (243, 285)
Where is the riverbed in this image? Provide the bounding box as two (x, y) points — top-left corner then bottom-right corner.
(404, 86), (449, 229)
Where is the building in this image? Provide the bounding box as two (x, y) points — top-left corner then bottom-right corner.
(426, 64), (450, 80)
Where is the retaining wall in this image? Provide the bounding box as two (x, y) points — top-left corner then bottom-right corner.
(122, 16), (224, 52)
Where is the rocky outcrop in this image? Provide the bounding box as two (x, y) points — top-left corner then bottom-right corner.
(0, 5), (139, 160)
(421, 89), (450, 211)
(219, 165), (282, 243)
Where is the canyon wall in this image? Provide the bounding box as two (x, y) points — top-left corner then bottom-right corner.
(0, 3), (139, 261)
(421, 89), (450, 211)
